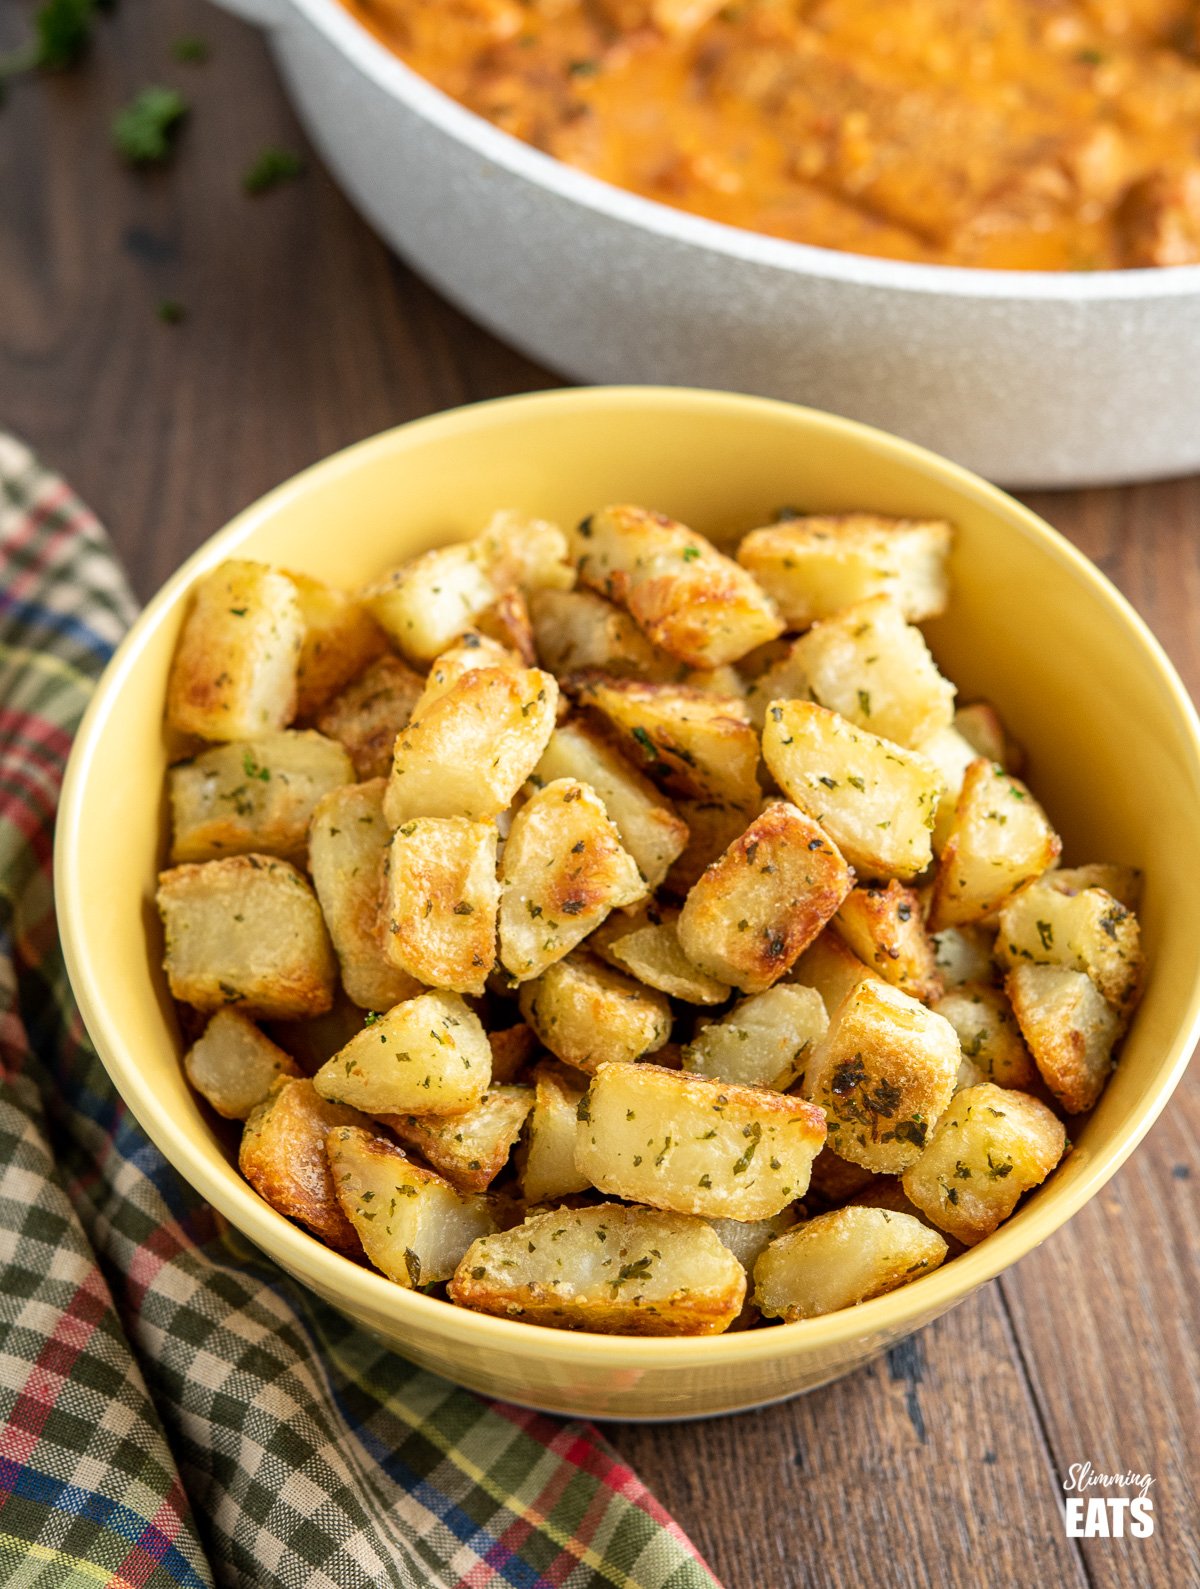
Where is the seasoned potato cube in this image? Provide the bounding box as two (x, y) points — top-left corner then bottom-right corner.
(518, 1062), (593, 1203)
(383, 665), (558, 825)
(157, 855), (336, 1018)
(590, 904), (730, 1004)
(328, 1126), (497, 1285)
(915, 724), (982, 852)
(928, 760), (1061, 930)
(488, 1023), (538, 1084)
(706, 1212), (798, 1276)
(381, 818), (498, 995)
(573, 675), (761, 808)
(791, 598), (955, 749)
(169, 730), (352, 865)
(753, 1206), (948, 1321)
(995, 881), (1142, 1024)
(449, 1203), (746, 1334)
(477, 588), (536, 665)
(184, 1008), (301, 1119)
(736, 513), (952, 629)
(570, 504), (783, 667)
(576, 1063), (826, 1219)
(418, 632), (523, 706)
(805, 1144), (878, 1207)
(1006, 964), (1121, 1113)
(239, 1077), (367, 1251)
(312, 991), (492, 1116)
(518, 954), (671, 1073)
(803, 980), (960, 1173)
(833, 882), (943, 1003)
(932, 983), (1036, 1091)
(932, 924), (997, 989)
(954, 701), (1022, 771)
(663, 798), (757, 897)
(531, 721), (688, 893)
(684, 984), (828, 1090)
(309, 780), (420, 1011)
(314, 656), (424, 781)
(789, 929), (879, 1016)
(1048, 863), (1143, 913)
(901, 1083), (1067, 1244)
(286, 571), (388, 719)
(677, 802), (853, 992)
(380, 1086), (534, 1192)
(743, 638), (811, 730)
(475, 509), (576, 596)
(531, 587), (666, 678)
(498, 779), (643, 979)
(763, 701), (940, 881)
(166, 560), (303, 740)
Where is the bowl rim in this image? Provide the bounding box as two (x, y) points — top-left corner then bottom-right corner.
(56, 385), (1200, 1368)
(275, 0), (1200, 304)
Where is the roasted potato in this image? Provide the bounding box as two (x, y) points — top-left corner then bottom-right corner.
(590, 903), (730, 1004)
(662, 798), (758, 897)
(380, 1085), (534, 1192)
(803, 979), (960, 1173)
(736, 513), (952, 629)
(518, 1062), (594, 1203)
(518, 953), (672, 1073)
(788, 929), (879, 1016)
(383, 664), (558, 825)
(487, 1023), (539, 1084)
(314, 655), (425, 781)
(706, 1212), (798, 1276)
(791, 598), (955, 749)
(931, 925), (997, 989)
(995, 879), (1142, 1025)
(239, 1077), (367, 1251)
(418, 631), (523, 703)
(309, 779), (420, 1011)
(762, 700), (940, 881)
(570, 504), (783, 668)
(753, 1206), (948, 1321)
(169, 730), (353, 865)
(932, 983), (1037, 1091)
(573, 674), (761, 808)
(158, 855), (336, 1018)
(530, 587), (667, 678)
(677, 802), (853, 993)
(832, 881), (943, 1004)
(954, 701), (1022, 771)
(166, 560), (304, 741)
(477, 587), (536, 665)
(381, 817), (499, 995)
(184, 1008), (301, 1119)
(927, 760), (1061, 930)
(743, 638), (811, 730)
(915, 724), (983, 853)
(1048, 863), (1143, 913)
(805, 1143), (878, 1207)
(449, 1202), (747, 1334)
(328, 1126), (497, 1285)
(1006, 964), (1121, 1113)
(286, 571), (388, 719)
(901, 1083), (1067, 1244)
(576, 1063), (826, 1219)
(498, 779), (644, 979)
(684, 984), (828, 1090)
(312, 991), (492, 1116)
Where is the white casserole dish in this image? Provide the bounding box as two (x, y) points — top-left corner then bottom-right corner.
(211, 0), (1200, 487)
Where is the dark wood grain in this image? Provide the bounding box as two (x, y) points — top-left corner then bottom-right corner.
(2, 4), (1197, 1586)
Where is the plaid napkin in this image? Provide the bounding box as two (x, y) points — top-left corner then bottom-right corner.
(0, 434), (723, 1589)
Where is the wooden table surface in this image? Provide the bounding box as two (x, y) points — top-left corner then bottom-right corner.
(3, 3), (1198, 1586)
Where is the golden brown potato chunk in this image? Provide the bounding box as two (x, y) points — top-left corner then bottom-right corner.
(518, 1062), (594, 1204)
(684, 984), (828, 1090)
(312, 991), (492, 1116)
(788, 928), (879, 1016)
(915, 724), (982, 853)
(1006, 964), (1121, 1114)
(314, 655), (425, 781)
(286, 571), (388, 719)
(932, 983), (1037, 1091)
(309, 779), (419, 1011)
(705, 1211), (798, 1277)
(166, 560), (303, 741)
(743, 637), (812, 730)
(157, 855), (336, 1018)
(184, 1008), (301, 1119)
(570, 504), (783, 668)
(530, 587), (667, 678)
(498, 779), (643, 979)
(754, 1206), (948, 1321)
(487, 1023), (539, 1084)
(995, 880), (1142, 1027)
(901, 1083), (1066, 1244)
(168, 730), (352, 865)
(677, 802), (853, 993)
(383, 664), (558, 825)
(382, 817), (499, 995)
(736, 513), (952, 629)
(954, 701), (1022, 770)
(931, 925), (997, 990)
(328, 1126), (497, 1285)
(572, 674), (761, 808)
(449, 1203), (746, 1335)
(927, 760), (1061, 930)
(576, 1063), (827, 1220)
(762, 700), (940, 881)
(477, 587), (536, 665)
(1048, 864), (1143, 913)
(518, 953), (672, 1073)
(380, 1085), (534, 1192)
(662, 798), (758, 897)
(589, 903), (730, 1004)
(239, 1077), (368, 1251)
(833, 881), (943, 1004)
(805, 1143), (878, 1207)
(803, 979), (960, 1174)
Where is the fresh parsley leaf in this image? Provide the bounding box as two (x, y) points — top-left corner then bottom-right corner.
(112, 86), (188, 166)
(35, 0), (96, 70)
(243, 146), (304, 194)
(172, 36), (209, 63)
(157, 298), (185, 324)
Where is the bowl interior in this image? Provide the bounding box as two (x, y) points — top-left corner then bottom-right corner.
(56, 388), (1200, 1410)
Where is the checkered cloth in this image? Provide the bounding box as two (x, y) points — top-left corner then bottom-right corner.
(0, 435), (724, 1589)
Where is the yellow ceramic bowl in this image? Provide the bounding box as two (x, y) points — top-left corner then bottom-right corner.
(57, 388), (1200, 1420)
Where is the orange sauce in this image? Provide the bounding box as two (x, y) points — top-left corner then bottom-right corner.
(342, 0), (1200, 269)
